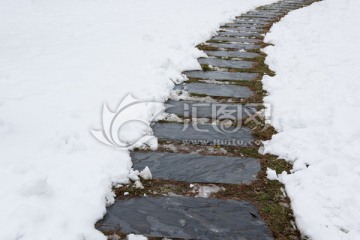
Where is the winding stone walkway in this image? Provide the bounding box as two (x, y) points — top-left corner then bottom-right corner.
(97, 0), (318, 239)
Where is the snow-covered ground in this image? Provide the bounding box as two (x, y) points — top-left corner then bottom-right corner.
(263, 0), (360, 239)
(0, 0), (277, 239)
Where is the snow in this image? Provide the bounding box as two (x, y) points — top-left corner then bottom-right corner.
(126, 234), (148, 240)
(266, 168), (278, 181)
(0, 0), (277, 239)
(140, 166), (152, 180)
(263, 0), (360, 239)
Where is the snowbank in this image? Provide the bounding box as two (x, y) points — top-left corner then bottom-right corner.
(263, 0), (360, 239)
(0, 0), (275, 239)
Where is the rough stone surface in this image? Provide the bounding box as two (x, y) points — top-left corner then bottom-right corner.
(208, 42), (260, 50)
(153, 122), (254, 146)
(97, 196), (274, 240)
(204, 50), (259, 58)
(240, 14), (278, 18)
(174, 82), (253, 98)
(223, 23), (264, 29)
(224, 22), (267, 28)
(166, 100), (256, 118)
(220, 27), (265, 33)
(218, 31), (262, 38)
(131, 151), (261, 184)
(198, 58), (254, 69)
(234, 19), (270, 24)
(183, 70), (258, 81)
(210, 36), (261, 44)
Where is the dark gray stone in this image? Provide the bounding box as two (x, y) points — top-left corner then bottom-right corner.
(232, 21), (269, 27)
(220, 27), (265, 33)
(209, 42), (259, 50)
(204, 50), (260, 59)
(174, 82), (252, 98)
(98, 196), (273, 240)
(166, 100), (256, 118)
(175, 82), (253, 98)
(183, 70), (259, 81)
(224, 23), (267, 28)
(198, 58), (254, 69)
(247, 10), (282, 15)
(221, 26), (264, 31)
(245, 11), (283, 18)
(240, 15), (278, 20)
(218, 31), (262, 38)
(131, 152), (260, 184)
(153, 122), (254, 146)
(211, 36), (261, 44)
(234, 18), (270, 24)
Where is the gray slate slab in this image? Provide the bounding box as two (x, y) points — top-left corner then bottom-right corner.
(240, 15), (278, 20)
(204, 50), (260, 58)
(234, 18), (270, 24)
(211, 36), (261, 44)
(183, 70), (259, 81)
(198, 58), (254, 69)
(153, 122), (254, 146)
(175, 82), (253, 98)
(218, 31), (262, 38)
(209, 42), (259, 50)
(224, 23), (267, 28)
(131, 152), (260, 184)
(221, 26), (264, 31)
(97, 196), (273, 240)
(166, 100), (256, 118)
(220, 27), (265, 33)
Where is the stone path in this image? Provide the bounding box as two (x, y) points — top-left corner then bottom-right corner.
(97, 0), (319, 239)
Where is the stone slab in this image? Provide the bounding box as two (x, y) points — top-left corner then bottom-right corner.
(234, 18), (270, 24)
(209, 42), (260, 50)
(211, 36), (261, 44)
(131, 151), (260, 184)
(198, 58), (254, 69)
(218, 31), (262, 38)
(204, 50), (260, 59)
(153, 122), (254, 146)
(175, 82), (253, 98)
(220, 27), (265, 33)
(183, 70), (259, 81)
(166, 100), (256, 118)
(224, 23), (267, 28)
(97, 196), (274, 240)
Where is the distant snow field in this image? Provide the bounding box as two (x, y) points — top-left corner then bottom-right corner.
(263, 0), (360, 239)
(0, 0), (276, 239)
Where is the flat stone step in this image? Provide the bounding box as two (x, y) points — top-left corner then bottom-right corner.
(224, 23), (267, 28)
(234, 18), (270, 24)
(198, 58), (254, 69)
(166, 100), (256, 118)
(204, 50), (260, 59)
(245, 12), (283, 18)
(232, 21), (270, 27)
(208, 42), (260, 50)
(153, 122), (254, 146)
(247, 10), (283, 15)
(221, 25), (264, 31)
(211, 36), (261, 44)
(220, 27), (265, 33)
(183, 70), (259, 81)
(97, 196), (273, 240)
(174, 82), (253, 98)
(131, 151), (260, 184)
(218, 31), (262, 38)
